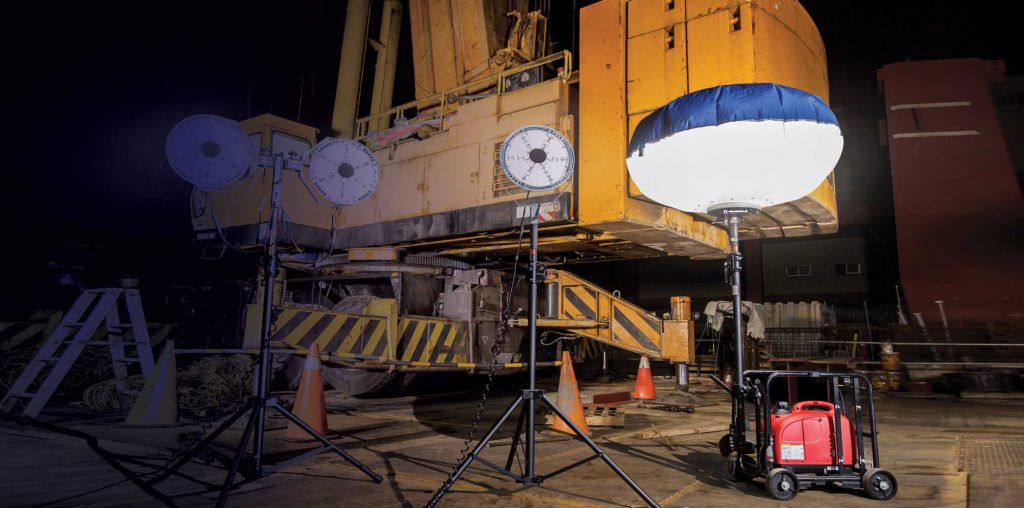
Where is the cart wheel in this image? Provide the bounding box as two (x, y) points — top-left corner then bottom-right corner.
(728, 456), (753, 482)
(719, 434), (733, 457)
(862, 468), (898, 501)
(766, 468), (799, 501)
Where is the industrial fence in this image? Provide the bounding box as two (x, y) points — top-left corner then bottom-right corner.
(763, 323), (1024, 365)
(765, 327), (836, 358)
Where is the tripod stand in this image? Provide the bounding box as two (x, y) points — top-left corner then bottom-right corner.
(708, 205), (757, 478)
(426, 210), (660, 508)
(153, 154), (382, 506)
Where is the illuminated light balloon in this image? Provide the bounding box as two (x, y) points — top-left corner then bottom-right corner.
(626, 83), (843, 213)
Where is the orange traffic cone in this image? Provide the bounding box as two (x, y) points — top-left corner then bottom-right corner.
(286, 343), (330, 440)
(552, 351), (590, 436)
(125, 340), (178, 426)
(632, 354), (656, 400)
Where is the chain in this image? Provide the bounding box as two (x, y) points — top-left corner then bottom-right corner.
(425, 218), (529, 508)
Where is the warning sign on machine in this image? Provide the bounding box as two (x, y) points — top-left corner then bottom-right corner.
(781, 443), (805, 461)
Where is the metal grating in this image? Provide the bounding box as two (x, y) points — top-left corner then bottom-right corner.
(962, 439), (1024, 473)
(765, 328), (827, 358)
(492, 142), (525, 197)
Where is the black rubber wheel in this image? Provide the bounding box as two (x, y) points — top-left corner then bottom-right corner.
(728, 457), (753, 482)
(766, 468), (799, 501)
(862, 468), (898, 501)
(719, 434), (733, 457)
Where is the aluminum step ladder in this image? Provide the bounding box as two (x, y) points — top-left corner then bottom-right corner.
(0, 288), (156, 418)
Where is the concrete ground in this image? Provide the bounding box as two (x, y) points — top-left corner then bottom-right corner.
(2, 373), (1023, 507)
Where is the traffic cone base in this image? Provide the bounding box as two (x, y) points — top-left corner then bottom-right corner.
(124, 340), (179, 427)
(552, 351), (590, 436)
(285, 343), (331, 441)
(632, 354), (656, 400)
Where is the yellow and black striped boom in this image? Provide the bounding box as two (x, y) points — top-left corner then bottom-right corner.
(544, 270), (693, 363)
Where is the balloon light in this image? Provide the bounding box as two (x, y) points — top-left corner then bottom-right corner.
(626, 85), (843, 473)
(626, 83), (843, 213)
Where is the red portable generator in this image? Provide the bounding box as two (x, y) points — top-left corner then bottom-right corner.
(716, 370), (898, 501)
(767, 400), (855, 467)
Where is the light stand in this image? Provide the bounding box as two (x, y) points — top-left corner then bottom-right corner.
(152, 154), (382, 505)
(709, 205), (757, 477)
(425, 208), (660, 508)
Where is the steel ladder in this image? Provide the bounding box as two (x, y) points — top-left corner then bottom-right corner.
(0, 288), (156, 418)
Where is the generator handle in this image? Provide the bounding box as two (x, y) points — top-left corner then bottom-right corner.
(791, 400), (834, 412)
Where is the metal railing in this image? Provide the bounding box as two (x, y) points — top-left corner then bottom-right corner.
(354, 50), (573, 141)
(765, 327), (837, 358)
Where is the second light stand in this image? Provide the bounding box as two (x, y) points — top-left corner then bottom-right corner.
(425, 207), (660, 508)
(150, 154), (383, 507)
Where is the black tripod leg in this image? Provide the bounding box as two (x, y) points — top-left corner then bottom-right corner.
(147, 402), (252, 485)
(215, 405), (259, 508)
(270, 403), (383, 483)
(540, 393), (661, 508)
(425, 395), (524, 508)
(504, 405), (528, 471)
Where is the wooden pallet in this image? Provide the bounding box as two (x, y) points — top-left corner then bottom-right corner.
(582, 404), (625, 427)
(544, 403), (627, 428)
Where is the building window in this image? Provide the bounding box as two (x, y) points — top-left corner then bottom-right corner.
(785, 265), (812, 277)
(835, 263), (862, 275)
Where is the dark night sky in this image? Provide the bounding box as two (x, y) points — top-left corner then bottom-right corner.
(3, 1), (1020, 319)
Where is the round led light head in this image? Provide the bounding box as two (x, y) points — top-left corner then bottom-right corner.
(165, 114), (257, 190)
(307, 137), (380, 205)
(499, 125), (574, 191)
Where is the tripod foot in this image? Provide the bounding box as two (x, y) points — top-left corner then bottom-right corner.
(270, 402), (383, 483)
(540, 392), (661, 508)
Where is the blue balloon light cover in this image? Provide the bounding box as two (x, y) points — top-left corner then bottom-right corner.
(625, 83), (843, 213)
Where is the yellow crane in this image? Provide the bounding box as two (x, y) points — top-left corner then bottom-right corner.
(187, 0), (838, 395)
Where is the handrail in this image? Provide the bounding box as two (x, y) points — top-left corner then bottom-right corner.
(354, 50), (573, 141)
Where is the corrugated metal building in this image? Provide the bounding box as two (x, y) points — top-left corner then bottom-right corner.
(761, 236), (869, 299)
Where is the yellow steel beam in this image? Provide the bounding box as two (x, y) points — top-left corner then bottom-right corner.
(508, 318), (606, 329)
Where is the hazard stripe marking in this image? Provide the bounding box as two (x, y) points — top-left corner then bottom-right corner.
(312, 317), (347, 351)
(297, 314), (333, 348)
(430, 324), (458, 363)
(0, 323), (44, 351)
(400, 321), (426, 361)
(284, 312), (325, 347)
(410, 322), (439, 362)
(360, 319), (385, 355)
(337, 318), (370, 354)
(268, 308), (483, 367)
(443, 327), (465, 363)
(371, 322), (390, 357)
(324, 317), (356, 352)
(563, 288), (596, 319)
(612, 307), (660, 353)
(416, 323), (446, 363)
(641, 313), (662, 334)
(271, 310), (306, 341)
